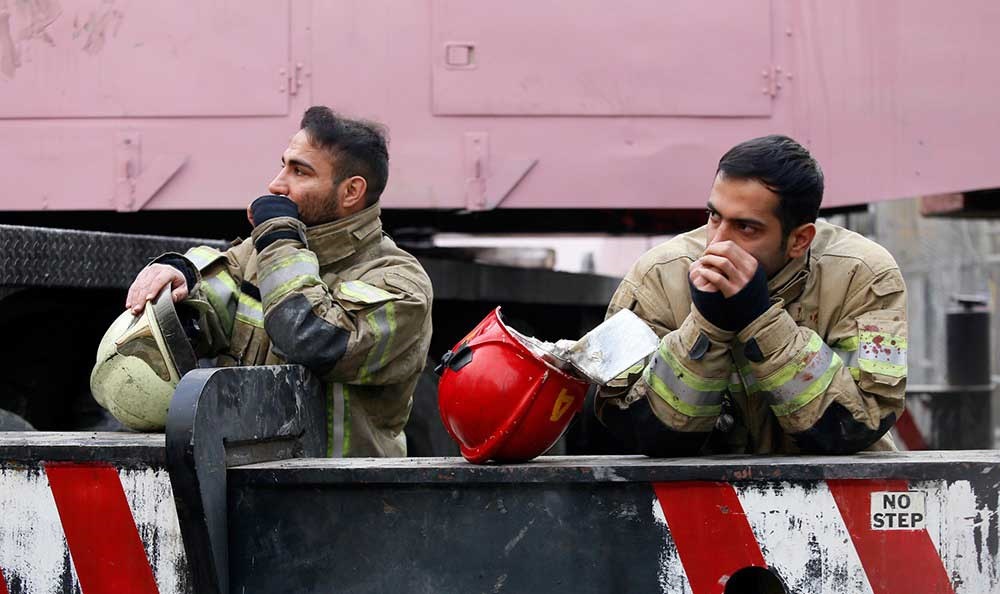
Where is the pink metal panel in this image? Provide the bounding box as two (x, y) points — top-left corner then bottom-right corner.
(0, 0), (290, 118)
(2, 0), (1000, 213)
(430, 0), (773, 116)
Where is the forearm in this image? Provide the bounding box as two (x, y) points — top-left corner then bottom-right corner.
(737, 304), (905, 453)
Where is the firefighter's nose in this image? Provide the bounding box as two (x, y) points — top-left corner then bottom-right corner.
(709, 222), (732, 245)
(268, 174), (288, 197)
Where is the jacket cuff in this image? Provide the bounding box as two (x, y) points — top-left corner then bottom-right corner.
(684, 305), (737, 346)
(251, 217), (308, 252)
(151, 252), (200, 293)
(736, 302), (798, 358)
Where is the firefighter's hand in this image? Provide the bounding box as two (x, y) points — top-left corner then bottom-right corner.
(126, 264), (188, 315)
(691, 241), (759, 298)
(247, 194), (299, 228)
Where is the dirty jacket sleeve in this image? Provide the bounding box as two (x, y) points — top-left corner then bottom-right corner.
(151, 242), (254, 357)
(597, 256), (734, 456)
(249, 216), (431, 385)
(737, 266), (907, 454)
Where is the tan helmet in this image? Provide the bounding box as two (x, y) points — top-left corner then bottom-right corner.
(90, 285), (197, 431)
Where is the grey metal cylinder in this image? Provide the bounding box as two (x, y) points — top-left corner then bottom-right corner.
(927, 295), (993, 449)
(945, 297), (991, 386)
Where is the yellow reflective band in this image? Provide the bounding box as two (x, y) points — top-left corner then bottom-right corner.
(343, 384), (352, 457)
(859, 359), (907, 378)
(858, 330), (907, 378)
(656, 342), (729, 392)
(339, 280), (395, 304)
(858, 331), (907, 351)
(358, 302), (397, 384)
(769, 356), (843, 417)
(202, 272), (237, 332)
(263, 274), (323, 307)
(327, 383), (351, 457)
(756, 334), (825, 393)
(849, 367), (861, 381)
(235, 293), (264, 328)
(644, 366), (723, 418)
(185, 246), (225, 271)
(259, 252), (321, 306)
(833, 336), (860, 352)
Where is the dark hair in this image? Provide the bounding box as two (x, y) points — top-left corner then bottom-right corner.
(717, 135), (824, 237)
(300, 106), (390, 207)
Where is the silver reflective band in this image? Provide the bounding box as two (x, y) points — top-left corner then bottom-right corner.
(340, 280), (394, 304)
(259, 253), (320, 306)
(185, 246), (224, 270)
(648, 353), (725, 408)
(834, 348), (859, 368)
(236, 293), (263, 328)
(361, 305), (394, 383)
(859, 341), (906, 368)
(203, 275), (237, 329)
(328, 383), (346, 457)
(762, 341), (838, 407)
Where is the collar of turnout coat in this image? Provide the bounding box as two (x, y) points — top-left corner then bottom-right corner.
(304, 203), (383, 266)
(766, 249), (810, 305)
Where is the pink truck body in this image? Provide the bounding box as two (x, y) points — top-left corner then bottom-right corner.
(1, 0), (999, 215)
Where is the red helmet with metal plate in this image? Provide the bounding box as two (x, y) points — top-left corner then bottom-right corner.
(436, 307), (588, 464)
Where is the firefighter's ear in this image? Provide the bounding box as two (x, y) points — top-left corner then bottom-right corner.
(786, 223), (816, 260)
(339, 175), (368, 212)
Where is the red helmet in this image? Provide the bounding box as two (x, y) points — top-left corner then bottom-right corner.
(436, 307), (588, 464)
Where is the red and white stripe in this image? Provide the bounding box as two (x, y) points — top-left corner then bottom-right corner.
(0, 463), (186, 594)
(653, 479), (997, 594)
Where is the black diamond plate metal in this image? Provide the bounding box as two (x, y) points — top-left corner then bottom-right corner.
(0, 224), (228, 290)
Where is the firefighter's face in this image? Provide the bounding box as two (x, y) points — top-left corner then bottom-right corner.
(704, 173), (813, 277)
(267, 129), (367, 226)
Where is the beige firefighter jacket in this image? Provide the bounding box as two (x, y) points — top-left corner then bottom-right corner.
(164, 203), (433, 457)
(598, 221), (906, 455)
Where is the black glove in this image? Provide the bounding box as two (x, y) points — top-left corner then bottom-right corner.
(250, 194), (299, 226)
(689, 264), (770, 332)
(250, 195), (303, 251)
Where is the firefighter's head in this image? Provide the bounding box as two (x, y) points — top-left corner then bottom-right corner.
(267, 106), (389, 226)
(705, 135), (823, 277)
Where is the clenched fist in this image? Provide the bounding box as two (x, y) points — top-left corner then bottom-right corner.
(689, 240), (760, 298)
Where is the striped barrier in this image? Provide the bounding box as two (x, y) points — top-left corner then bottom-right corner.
(0, 436), (188, 594)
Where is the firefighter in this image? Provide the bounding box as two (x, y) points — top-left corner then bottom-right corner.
(596, 135), (906, 455)
(116, 106), (433, 457)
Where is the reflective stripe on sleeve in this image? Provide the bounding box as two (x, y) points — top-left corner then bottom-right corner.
(833, 337), (861, 382)
(184, 246), (225, 271)
(340, 280), (395, 304)
(327, 383), (349, 457)
(643, 346), (725, 418)
(259, 252), (321, 307)
(202, 270), (238, 332)
(757, 333), (843, 416)
(235, 292), (264, 328)
(728, 370), (746, 395)
(358, 302), (397, 384)
(858, 330), (907, 378)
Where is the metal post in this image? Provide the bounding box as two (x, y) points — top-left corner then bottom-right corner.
(929, 295), (993, 449)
